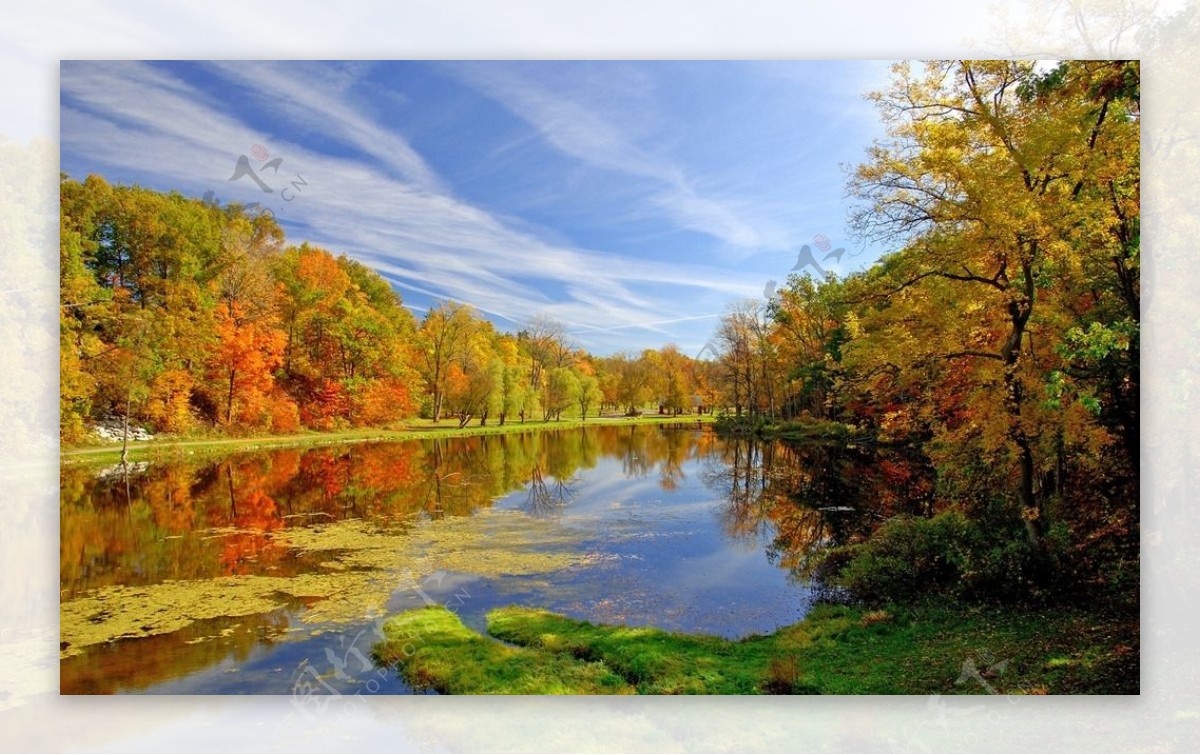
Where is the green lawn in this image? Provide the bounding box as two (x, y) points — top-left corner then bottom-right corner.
(373, 600), (1138, 695)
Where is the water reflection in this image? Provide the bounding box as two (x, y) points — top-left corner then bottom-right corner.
(60, 425), (927, 694)
(61, 607), (296, 695)
(705, 438), (934, 577)
(60, 427), (722, 598)
(524, 466), (576, 517)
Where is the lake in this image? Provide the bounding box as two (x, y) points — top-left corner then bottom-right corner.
(60, 424), (928, 695)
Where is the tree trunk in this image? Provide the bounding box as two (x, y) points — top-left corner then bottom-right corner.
(121, 380), (132, 466)
(226, 368), (236, 425)
(1003, 255), (1040, 547)
(226, 462), (238, 518)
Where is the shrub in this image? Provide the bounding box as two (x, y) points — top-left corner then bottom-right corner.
(713, 413), (767, 435)
(813, 509), (1060, 604)
(300, 379), (349, 430)
(268, 393), (301, 433)
(860, 609), (892, 628)
(762, 656), (818, 694)
(773, 418), (856, 442)
(353, 378), (416, 427)
(763, 657), (801, 694)
(143, 369), (197, 433)
(819, 511), (970, 603)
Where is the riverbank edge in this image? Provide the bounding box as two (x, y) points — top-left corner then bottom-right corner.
(61, 413), (717, 466)
(373, 598), (1138, 695)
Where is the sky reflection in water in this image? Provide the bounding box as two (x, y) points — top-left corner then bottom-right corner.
(60, 425), (926, 694)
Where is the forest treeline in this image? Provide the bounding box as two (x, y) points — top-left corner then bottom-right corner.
(61, 177), (723, 442)
(62, 60), (1138, 589)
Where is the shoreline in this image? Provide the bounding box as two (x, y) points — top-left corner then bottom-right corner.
(61, 413), (716, 465)
(373, 598), (1138, 695)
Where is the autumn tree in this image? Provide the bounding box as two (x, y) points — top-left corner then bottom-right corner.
(417, 301), (476, 421)
(609, 352), (653, 416)
(204, 222), (289, 428)
(443, 321), (502, 427)
(656, 344), (695, 415)
(543, 367), (579, 421)
(481, 340), (527, 427)
(846, 60), (1139, 546)
(60, 174), (114, 440)
(518, 315), (575, 402)
(714, 300), (776, 417)
(575, 371), (603, 420)
(770, 273), (849, 420)
(60, 176), (419, 437)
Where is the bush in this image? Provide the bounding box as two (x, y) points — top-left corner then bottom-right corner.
(816, 511), (971, 603)
(143, 369), (197, 434)
(814, 509), (1059, 604)
(772, 418), (857, 442)
(353, 378), (416, 427)
(712, 413), (768, 435)
(300, 379), (349, 430)
(268, 393), (301, 433)
(762, 657), (818, 694)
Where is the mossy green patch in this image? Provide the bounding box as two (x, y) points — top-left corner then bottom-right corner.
(487, 606), (776, 694)
(373, 600), (1137, 695)
(373, 606), (633, 694)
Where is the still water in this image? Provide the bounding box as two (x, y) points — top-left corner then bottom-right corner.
(60, 425), (927, 694)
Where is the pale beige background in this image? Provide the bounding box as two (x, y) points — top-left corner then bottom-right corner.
(0, 0), (1190, 750)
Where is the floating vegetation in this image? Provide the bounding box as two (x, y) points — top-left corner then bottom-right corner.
(60, 510), (594, 658)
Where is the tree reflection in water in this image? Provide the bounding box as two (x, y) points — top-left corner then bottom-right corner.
(61, 427), (707, 597)
(525, 466), (576, 517)
(60, 425), (928, 693)
(63, 429), (933, 597)
(703, 437), (934, 579)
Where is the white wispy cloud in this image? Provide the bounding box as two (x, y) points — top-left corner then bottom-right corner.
(60, 61), (764, 353)
(445, 62), (776, 254)
(201, 61), (445, 193)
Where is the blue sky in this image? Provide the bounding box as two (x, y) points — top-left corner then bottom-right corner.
(60, 60), (893, 355)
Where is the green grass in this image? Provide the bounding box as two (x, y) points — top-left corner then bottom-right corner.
(713, 415), (882, 445)
(61, 411), (715, 465)
(489, 607), (774, 694)
(371, 606), (634, 694)
(373, 600), (1138, 695)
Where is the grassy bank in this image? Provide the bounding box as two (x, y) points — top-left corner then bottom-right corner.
(373, 600), (1137, 695)
(711, 414), (882, 445)
(61, 412), (715, 466)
